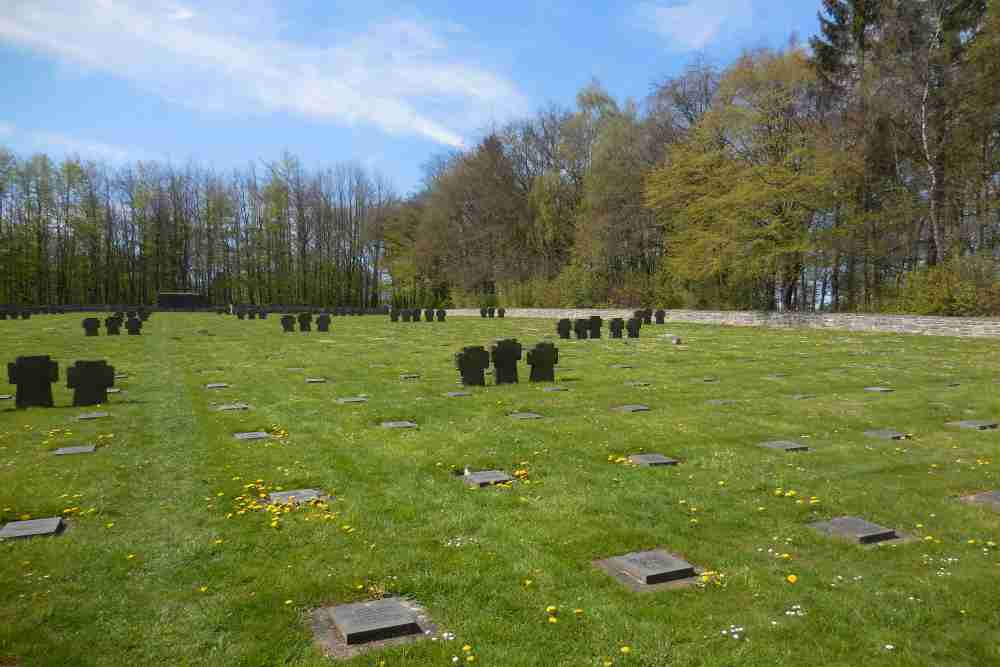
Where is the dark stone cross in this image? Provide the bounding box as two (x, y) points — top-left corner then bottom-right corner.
(139, 310), (151, 322)
(21, 312), (30, 320)
(573, 318), (590, 340)
(526, 342), (558, 382)
(497, 308), (506, 318)
(609, 318), (624, 338)
(67, 360), (115, 406)
(455, 346), (490, 386)
(82, 318), (101, 336)
(247, 309), (257, 320)
(655, 309), (665, 324)
(487, 307), (495, 318)
(316, 314), (331, 332)
(401, 309), (412, 322)
(626, 318), (641, 338)
(259, 310), (268, 319)
(7, 355), (59, 408)
(491, 338), (522, 385)
(105, 316), (122, 335)
(125, 317), (142, 335)
(556, 319), (571, 339)
(390, 309), (400, 322)
(0, 312), (6, 320)
(436, 309), (446, 322)
(409, 308), (421, 323)
(280, 315), (296, 332)
(480, 307), (488, 318)
(298, 313), (312, 332)
(588, 315), (603, 339)
(642, 309), (653, 325)
(424, 308), (434, 322)
(236, 310), (246, 320)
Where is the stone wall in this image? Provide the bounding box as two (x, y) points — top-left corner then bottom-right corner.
(448, 308), (1000, 338)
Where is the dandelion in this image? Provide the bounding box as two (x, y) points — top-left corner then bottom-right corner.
(126, 554), (135, 560)
(199, 586), (208, 593)
(786, 574), (798, 584)
(462, 645), (472, 653)
(620, 645), (631, 654)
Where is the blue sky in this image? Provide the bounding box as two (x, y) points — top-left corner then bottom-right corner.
(1, 1), (821, 194)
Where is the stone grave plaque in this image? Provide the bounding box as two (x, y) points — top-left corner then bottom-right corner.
(306, 378), (327, 384)
(629, 454), (678, 466)
(610, 364), (633, 370)
(790, 394), (816, 400)
(331, 598), (422, 645)
(810, 516), (898, 544)
(946, 420), (998, 431)
(611, 550), (695, 584)
(107, 388), (121, 394)
(114, 372), (128, 380)
(0, 394), (13, 400)
(399, 374), (420, 380)
(234, 431), (270, 440)
(78, 411), (109, 421)
(381, 421), (417, 429)
(625, 381), (650, 387)
(865, 429), (907, 440)
(206, 383), (229, 389)
(268, 489), (324, 504)
(464, 470), (513, 487)
(864, 387), (894, 393)
(0, 517), (65, 540)
(759, 440), (809, 452)
(962, 491), (1000, 510)
(445, 391), (471, 398)
(618, 404), (650, 413)
(53, 444), (97, 455)
(215, 402), (251, 412)
(701, 377), (719, 383)
(509, 412), (542, 420)
(706, 399), (736, 406)
(336, 397), (368, 405)
(542, 386), (567, 392)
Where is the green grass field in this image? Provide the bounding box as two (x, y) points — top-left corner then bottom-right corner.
(2, 313), (999, 667)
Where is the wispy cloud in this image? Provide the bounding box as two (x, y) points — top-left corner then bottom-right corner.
(634, 0), (753, 51)
(0, 120), (141, 162)
(0, 1), (527, 148)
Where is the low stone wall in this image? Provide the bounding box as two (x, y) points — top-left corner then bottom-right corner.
(448, 308), (1000, 338)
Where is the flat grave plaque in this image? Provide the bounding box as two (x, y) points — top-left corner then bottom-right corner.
(790, 394), (815, 400)
(215, 402), (251, 412)
(53, 445), (96, 456)
(234, 431), (270, 440)
(542, 386), (567, 392)
(464, 470), (513, 487)
(206, 383), (229, 389)
(445, 391), (471, 398)
(78, 412), (109, 421)
(399, 374), (420, 380)
(0, 517), (65, 540)
(625, 381), (650, 387)
(287, 367), (305, 372)
(865, 429), (908, 441)
(336, 397), (368, 404)
(114, 373), (128, 379)
(509, 412), (543, 420)
(107, 388), (121, 394)
(810, 516), (898, 544)
(864, 387), (894, 393)
(331, 598), (422, 645)
(268, 489), (324, 504)
(706, 399), (736, 406)
(610, 364), (633, 370)
(618, 404), (650, 413)
(381, 421), (417, 429)
(629, 454), (678, 466)
(305, 378), (327, 384)
(702, 377), (720, 383)
(0, 394), (13, 400)
(759, 440), (809, 452)
(962, 491), (1000, 510)
(611, 550), (695, 584)
(946, 420), (998, 431)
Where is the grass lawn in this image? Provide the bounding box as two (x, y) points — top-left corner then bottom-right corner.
(2, 313), (999, 667)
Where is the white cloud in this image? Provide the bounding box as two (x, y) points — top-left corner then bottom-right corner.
(0, 121), (141, 162)
(635, 0), (753, 51)
(0, 1), (527, 148)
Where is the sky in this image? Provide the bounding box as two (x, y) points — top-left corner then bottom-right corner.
(0, 1), (822, 195)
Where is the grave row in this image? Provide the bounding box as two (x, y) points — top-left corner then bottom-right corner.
(389, 308), (446, 322)
(455, 339), (557, 385)
(478, 307), (505, 318)
(82, 315), (145, 336)
(5, 356), (118, 408)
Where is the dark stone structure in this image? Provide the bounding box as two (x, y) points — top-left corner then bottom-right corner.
(7, 355), (59, 408)
(82, 318), (100, 336)
(280, 315), (295, 332)
(105, 316), (122, 335)
(573, 318), (590, 340)
(556, 319), (571, 339)
(609, 318), (624, 338)
(390, 309), (400, 322)
(480, 308), (488, 318)
(497, 308), (506, 318)
(526, 342), (558, 382)
(626, 318), (641, 338)
(424, 309), (434, 322)
(588, 315), (603, 339)
(487, 307), (496, 319)
(125, 317), (142, 335)
(455, 346), (490, 386)
(655, 309), (666, 324)
(316, 314), (331, 332)
(436, 309), (446, 322)
(298, 313), (312, 332)
(491, 339), (522, 385)
(67, 360), (115, 406)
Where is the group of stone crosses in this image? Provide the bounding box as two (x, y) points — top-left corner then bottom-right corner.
(1, 306), (73, 320)
(390, 308), (447, 322)
(479, 307), (506, 318)
(455, 339), (557, 385)
(6, 356), (116, 409)
(82, 310), (149, 336)
(556, 309), (667, 340)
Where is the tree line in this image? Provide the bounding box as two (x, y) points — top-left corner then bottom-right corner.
(0, 152), (395, 307)
(3, 0), (999, 314)
(386, 0), (1000, 315)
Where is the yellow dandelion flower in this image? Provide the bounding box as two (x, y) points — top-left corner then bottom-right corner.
(786, 574), (798, 584)
(462, 645), (472, 653)
(620, 646), (631, 654)
(547, 616), (558, 624)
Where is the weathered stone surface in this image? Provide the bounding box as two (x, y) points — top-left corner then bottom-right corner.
(618, 404), (650, 413)
(609, 318), (624, 339)
(445, 391), (471, 398)
(509, 412), (543, 420)
(625, 381), (651, 387)
(331, 598), (422, 645)
(542, 386), (567, 392)
(268, 489), (325, 504)
(399, 373), (420, 380)
(336, 397), (368, 404)
(962, 491), (1000, 510)
(810, 516), (898, 544)
(381, 421), (417, 429)
(305, 378), (327, 384)
(0, 517), (65, 540)
(706, 399), (736, 406)
(206, 383), (229, 389)
(53, 445), (96, 455)
(864, 386), (894, 393)
(946, 420), (998, 431)
(234, 431), (270, 440)
(790, 394), (816, 400)
(77, 411), (109, 420)
(573, 318), (590, 339)
(609, 550), (695, 584)
(865, 429), (907, 440)
(463, 470), (513, 487)
(759, 440), (809, 452)
(629, 454), (678, 466)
